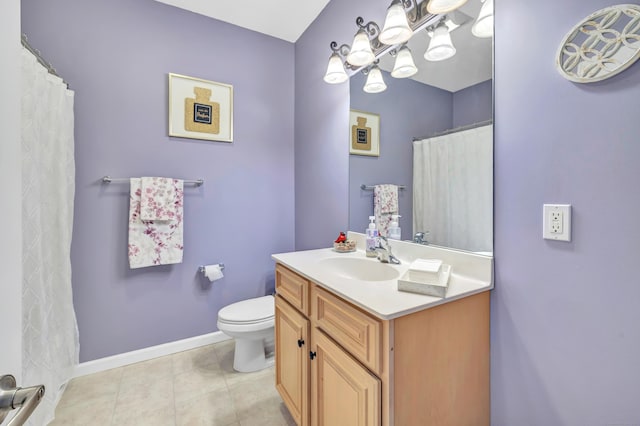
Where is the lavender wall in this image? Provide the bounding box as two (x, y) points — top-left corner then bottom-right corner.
(22, 0), (295, 362)
(453, 78), (493, 128)
(493, 0), (640, 423)
(299, 0), (640, 421)
(349, 70), (453, 236)
(294, 0), (390, 250)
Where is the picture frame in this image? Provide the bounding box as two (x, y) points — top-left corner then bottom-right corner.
(349, 109), (380, 156)
(168, 73), (233, 142)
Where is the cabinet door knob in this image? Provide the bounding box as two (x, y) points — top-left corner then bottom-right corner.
(297, 338), (305, 348)
(309, 351), (317, 360)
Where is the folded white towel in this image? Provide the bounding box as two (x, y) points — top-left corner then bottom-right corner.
(409, 259), (443, 273)
(407, 259), (443, 284)
(140, 177), (176, 221)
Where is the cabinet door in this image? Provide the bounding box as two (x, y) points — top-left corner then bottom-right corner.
(275, 295), (310, 426)
(311, 328), (381, 426)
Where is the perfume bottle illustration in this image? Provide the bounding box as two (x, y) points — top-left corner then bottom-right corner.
(185, 87), (220, 134)
(351, 116), (371, 151)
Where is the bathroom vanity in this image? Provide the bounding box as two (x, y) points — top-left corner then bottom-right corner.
(272, 234), (493, 426)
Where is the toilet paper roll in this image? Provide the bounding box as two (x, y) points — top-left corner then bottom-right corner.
(204, 264), (224, 282)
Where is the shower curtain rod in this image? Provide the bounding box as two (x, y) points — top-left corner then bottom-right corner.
(413, 119), (493, 141)
(21, 34), (69, 88)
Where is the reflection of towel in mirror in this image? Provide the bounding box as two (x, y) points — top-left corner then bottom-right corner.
(374, 184), (398, 237)
(128, 178), (184, 268)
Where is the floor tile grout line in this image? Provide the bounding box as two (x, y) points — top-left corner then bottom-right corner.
(108, 367), (125, 426)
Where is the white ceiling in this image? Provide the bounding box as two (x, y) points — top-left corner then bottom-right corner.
(153, 0), (331, 43)
(153, 0), (492, 92)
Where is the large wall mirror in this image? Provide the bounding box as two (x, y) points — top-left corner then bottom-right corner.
(348, 0), (493, 254)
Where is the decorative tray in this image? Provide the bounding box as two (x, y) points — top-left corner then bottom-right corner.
(397, 264), (452, 298)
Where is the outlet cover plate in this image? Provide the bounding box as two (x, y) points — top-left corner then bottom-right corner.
(543, 204), (571, 241)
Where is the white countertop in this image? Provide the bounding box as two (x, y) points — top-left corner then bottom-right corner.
(272, 235), (493, 320)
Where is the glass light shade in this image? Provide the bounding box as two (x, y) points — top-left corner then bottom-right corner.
(323, 53), (349, 84)
(391, 46), (418, 78)
(346, 30), (375, 67)
(363, 66), (387, 93)
(379, 2), (413, 45)
(426, 0), (468, 14)
(424, 24), (456, 61)
(472, 0), (494, 38)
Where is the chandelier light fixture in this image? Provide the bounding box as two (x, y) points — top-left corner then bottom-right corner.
(424, 21), (456, 61)
(390, 45), (418, 78)
(363, 63), (388, 93)
(471, 0), (493, 38)
(346, 18), (381, 67)
(323, 0), (492, 91)
(323, 42), (350, 84)
(379, 0), (414, 45)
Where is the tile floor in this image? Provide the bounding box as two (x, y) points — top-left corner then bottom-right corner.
(50, 340), (296, 426)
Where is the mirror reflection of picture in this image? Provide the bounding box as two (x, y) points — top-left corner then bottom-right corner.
(349, 109), (379, 157)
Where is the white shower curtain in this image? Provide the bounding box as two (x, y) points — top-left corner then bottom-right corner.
(413, 125), (493, 252)
(21, 48), (79, 426)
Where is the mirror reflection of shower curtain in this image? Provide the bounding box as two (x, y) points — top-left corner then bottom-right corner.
(413, 125), (493, 252)
(21, 48), (79, 426)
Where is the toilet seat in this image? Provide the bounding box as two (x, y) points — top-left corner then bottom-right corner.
(217, 295), (274, 324)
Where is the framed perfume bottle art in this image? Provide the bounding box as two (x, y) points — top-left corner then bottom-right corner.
(349, 109), (379, 156)
(169, 73), (233, 142)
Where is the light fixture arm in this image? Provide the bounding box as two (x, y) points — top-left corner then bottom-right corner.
(330, 41), (362, 71)
(425, 16), (448, 34)
(330, 41), (351, 58)
(388, 42), (409, 57)
(399, 0), (421, 25)
(355, 17), (383, 51)
(360, 59), (381, 76)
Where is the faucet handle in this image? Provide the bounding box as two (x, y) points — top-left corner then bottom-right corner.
(414, 231), (429, 244)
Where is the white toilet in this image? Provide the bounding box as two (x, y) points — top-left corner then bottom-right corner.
(217, 295), (275, 373)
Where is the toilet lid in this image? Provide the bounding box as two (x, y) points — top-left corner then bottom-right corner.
(218, 295), (274, 323)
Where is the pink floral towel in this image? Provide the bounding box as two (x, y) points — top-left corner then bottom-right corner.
(140, 177), (176, 221)
(374, 184), (398, 237)
(128, 178), (184, 269)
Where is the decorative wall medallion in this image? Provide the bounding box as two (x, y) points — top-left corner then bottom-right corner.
(556, 4), (640, 83)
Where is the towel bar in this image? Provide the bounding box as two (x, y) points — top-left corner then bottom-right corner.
(102, 176), (204, 186)
(360, 184), (406, 190)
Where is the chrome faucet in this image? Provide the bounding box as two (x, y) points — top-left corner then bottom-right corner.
(376, 236), (401, 265)
(413, 231), (429, 245)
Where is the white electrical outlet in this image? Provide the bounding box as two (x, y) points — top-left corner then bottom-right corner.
(543, 204), (571, 241)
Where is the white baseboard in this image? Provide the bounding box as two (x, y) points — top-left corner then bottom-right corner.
(73, 331), (231, 378)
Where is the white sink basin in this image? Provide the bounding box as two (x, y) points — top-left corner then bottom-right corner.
(318, 257), (401, 282)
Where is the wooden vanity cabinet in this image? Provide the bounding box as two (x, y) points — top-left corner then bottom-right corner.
(274, 264), (490, 426)
(275, 295), (310, 426)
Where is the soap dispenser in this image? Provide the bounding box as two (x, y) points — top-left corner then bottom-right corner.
(388, 215), (402, 240)
(365, 216), (379, 257)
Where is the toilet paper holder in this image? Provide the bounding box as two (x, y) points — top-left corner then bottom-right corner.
(199, 264), (225, 273)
